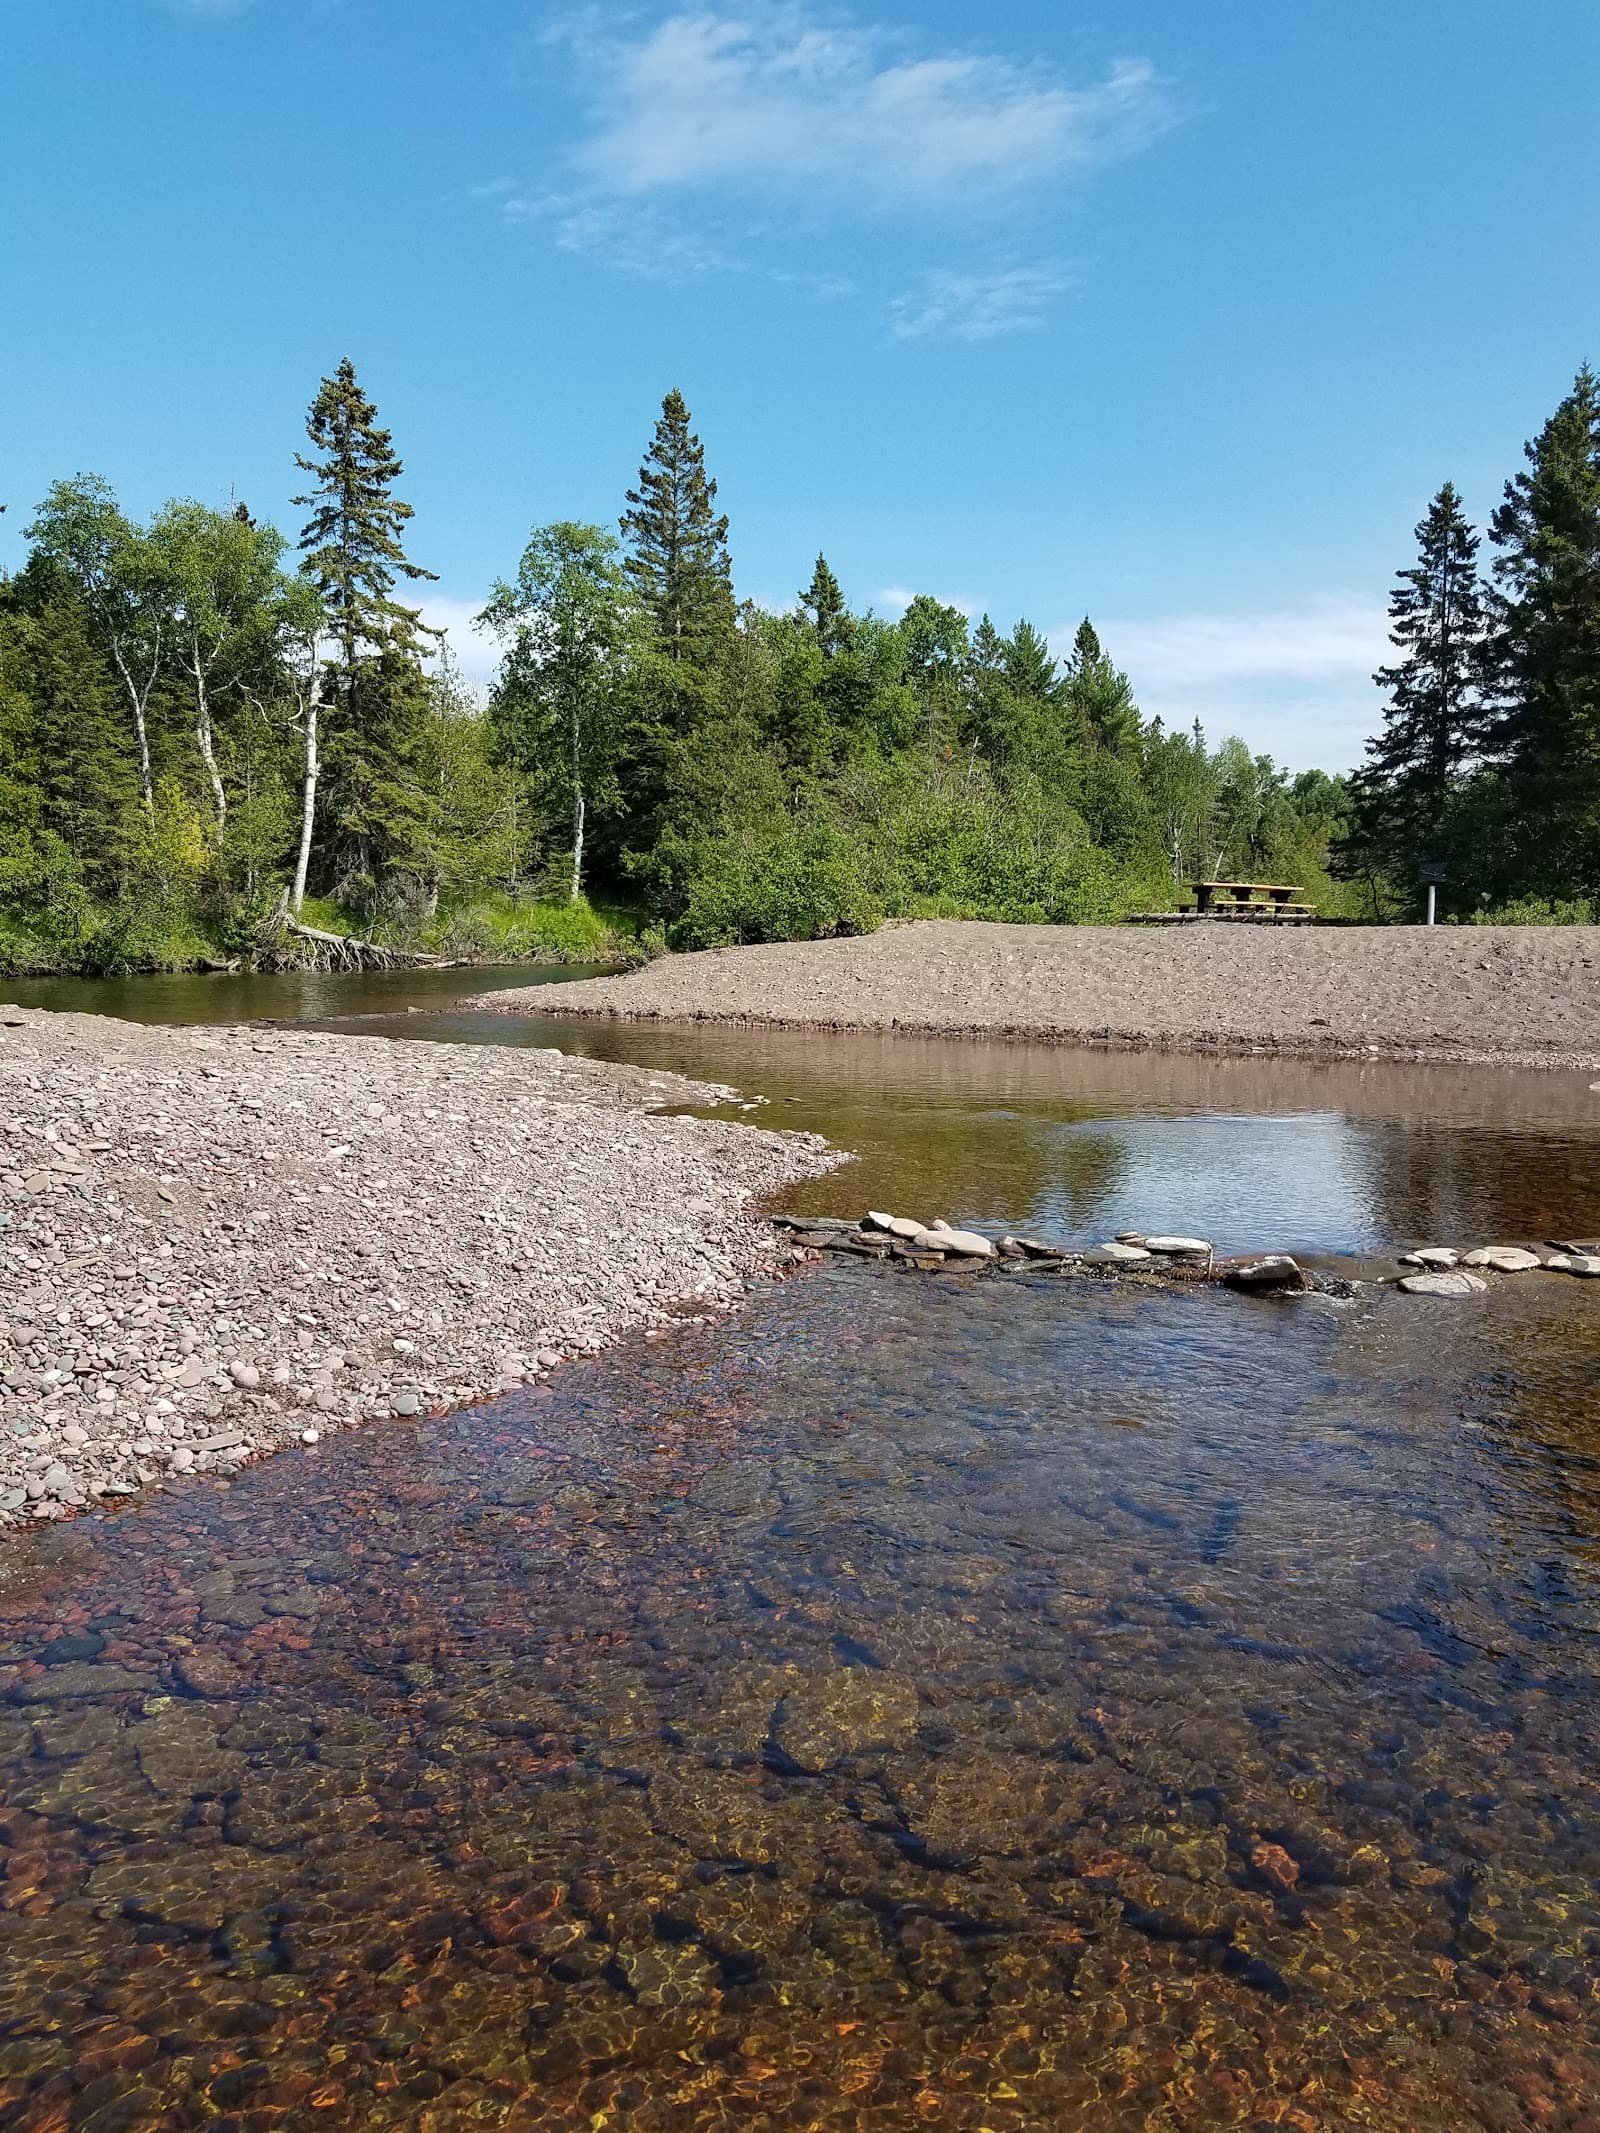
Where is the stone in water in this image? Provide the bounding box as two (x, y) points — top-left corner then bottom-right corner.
(1399, 1271), (1488, 1297)
(1145, 1236), (1211, 1256)
(1461, 1246), (1543, 1272)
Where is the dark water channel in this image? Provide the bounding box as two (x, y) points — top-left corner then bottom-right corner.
(4, 968), (1600, 2129)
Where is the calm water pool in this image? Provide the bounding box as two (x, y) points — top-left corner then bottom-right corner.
(3, 969), (1600, 2128)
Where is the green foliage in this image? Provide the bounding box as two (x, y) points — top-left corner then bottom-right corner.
(622, 389), (734, 671)
(1345, 368), (1600, 915)
(295, 357), (438, 667)
(1471, 894), (1596, 925)
(481, 523), (638, 901)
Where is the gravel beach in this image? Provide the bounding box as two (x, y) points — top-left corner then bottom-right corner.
(0, 1007), (835, 1526)
(483, 920), (1600, 1069)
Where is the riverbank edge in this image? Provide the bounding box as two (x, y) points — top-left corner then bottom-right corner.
(0, 1006), (844, 1537)
(477, 922), (1600, 1073)
(488, 998), (1600, 1073)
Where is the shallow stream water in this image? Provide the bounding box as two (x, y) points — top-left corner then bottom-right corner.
(4, 967), (1600, 2129)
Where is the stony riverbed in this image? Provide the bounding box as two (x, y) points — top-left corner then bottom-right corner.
(0, 1008), (836, 1525)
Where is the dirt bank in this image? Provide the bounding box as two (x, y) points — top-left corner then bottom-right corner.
(0, 1008), (835, 1525)
(482, 921), (1600, 1069)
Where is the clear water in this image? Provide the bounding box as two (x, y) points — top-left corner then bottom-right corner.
(2, 968), (1599, 2130)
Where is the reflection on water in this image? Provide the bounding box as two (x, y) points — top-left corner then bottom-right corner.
(12, 963), (1600, 1256)
(0, 961), (601, 1026)
(3, 1266), (1600, 2130)
(350, 1010), (1600, 1261)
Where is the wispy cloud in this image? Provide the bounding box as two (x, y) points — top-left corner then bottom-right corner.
(890, 266), (1071, 342)
(505, 5), (1172, 330)
(553, 6), (1169, 211)
(1088, 600), (1387, 769)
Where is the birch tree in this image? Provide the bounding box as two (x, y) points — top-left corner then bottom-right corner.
(150, 500), (288, 847)
(481, 523), (637, 903)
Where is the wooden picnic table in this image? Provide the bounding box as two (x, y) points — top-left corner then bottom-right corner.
(1191, 880), (1304, 914)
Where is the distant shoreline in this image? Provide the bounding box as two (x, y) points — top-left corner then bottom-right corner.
(479, 920), (1600, 1073)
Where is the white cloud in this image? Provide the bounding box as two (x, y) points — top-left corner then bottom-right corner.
(516, 7), (1171, 325)
(1087, 600), (1388, 771)
(890, 266), (1070, 342)
(419, 595), (500, 697)
(875, 585), (980, 619)
(553, 7), (1169, 211)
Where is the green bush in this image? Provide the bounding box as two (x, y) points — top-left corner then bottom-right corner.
(1472, 895), (1597, 925)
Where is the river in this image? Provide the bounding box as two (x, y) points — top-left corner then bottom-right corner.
(3, 964), (1600, 2130)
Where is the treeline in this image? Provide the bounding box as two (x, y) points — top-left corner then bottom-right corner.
(1350, 365), (1600, 922)
(1, 364), (1359, 974)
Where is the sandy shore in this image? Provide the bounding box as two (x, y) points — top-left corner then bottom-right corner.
(0, 1008), (834, 1524)
(482, 920), (1600, 1069)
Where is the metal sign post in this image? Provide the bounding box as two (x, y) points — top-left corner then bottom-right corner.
(1419, 861), (1446, 924)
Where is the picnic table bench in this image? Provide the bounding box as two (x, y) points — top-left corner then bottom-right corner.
(1129, 881), (1317, 925)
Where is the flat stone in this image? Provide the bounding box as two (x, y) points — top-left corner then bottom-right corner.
(1550, 1254), (1600, 1277)
(172, 1651), (246, 1699)
(1399, 1271), (1489, 1297)
(1085, 1242), (1153, 1265)
(1145, 1236), (1212, 1256)
(12, 1662), (158, 1703)
(922, 1227), (994, 1258)
(1400, 1247), (1459, 1269)
(621, 1941), (717, 2009)
(391, 1389), (422, 1416)
(774, 1670), (920, 1771)
(1461, 1246), (1544, 1272)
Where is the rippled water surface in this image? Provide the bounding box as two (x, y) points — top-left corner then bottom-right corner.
(5, 969), (1600, 2128)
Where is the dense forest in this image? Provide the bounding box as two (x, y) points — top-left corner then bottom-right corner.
(2, 363), (1595, 975)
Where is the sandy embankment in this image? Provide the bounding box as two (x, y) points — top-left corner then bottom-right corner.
(483, 920), (1600, 1070)
(0, 1009), (835, 1524)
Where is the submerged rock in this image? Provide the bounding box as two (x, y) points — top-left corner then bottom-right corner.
(1085, 1242), (1153, 1265)
(773, 1669), (919, 1771)
(1399, 1270), (1489, 1297)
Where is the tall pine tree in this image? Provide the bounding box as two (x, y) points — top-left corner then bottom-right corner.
(293, 359), (439, 907)
(799, 555), (851, 658)
(1486, 367), (1600, 895)
(1064, 619), (1140, 754)
(621, 389), (734, 672)
(1353, 482), (1488, 885)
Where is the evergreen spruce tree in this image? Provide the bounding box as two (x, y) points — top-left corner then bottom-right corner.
(1486, 367), (1600, 894)
(9, 565), (141, 895)
(1353, 483), (1488, 884)
(294, 359), (439, 904)
(799, 554), (851, 658)
(1064, 619), (1140, 754)
(621, 390), (734, 671)
(1002, 620), (1062, 704)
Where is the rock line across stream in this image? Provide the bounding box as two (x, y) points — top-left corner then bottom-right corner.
(0, 1007), (839, 1528)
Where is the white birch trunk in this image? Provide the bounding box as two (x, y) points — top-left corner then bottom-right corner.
(569, 696), (585, 903)
(292, 662), (321, 916)
(109, 632), (159, 822)
(190, 637), (227, 843)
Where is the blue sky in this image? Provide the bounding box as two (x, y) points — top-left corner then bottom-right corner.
(3, 0), (1596, 767)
